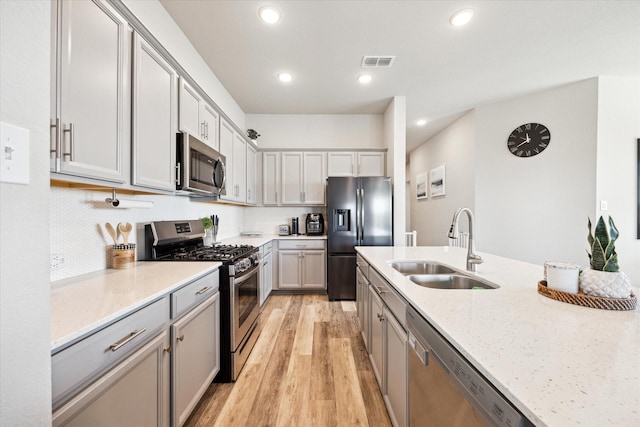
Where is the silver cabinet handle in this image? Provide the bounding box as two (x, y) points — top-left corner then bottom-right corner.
(201, 122), (205, 139)
(175, 163), (181, 185)
(375, 286), (386, 295)
(195, 286), (212, 295)
(109, 328), (146, 352)
(177, 334), (184, 342)
(377, 313), (384, 321)
(62, 123), (74, 161)
(50, 118), (60, 158)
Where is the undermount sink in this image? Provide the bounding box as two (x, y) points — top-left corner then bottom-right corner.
(407, 274), (499, 290)
(390, 261), (456, 275)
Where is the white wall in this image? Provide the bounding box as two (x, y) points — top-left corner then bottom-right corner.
(475, 79), (598, 267)
(122, 0), (245, 129)
(384, 97), (407, 246)
(409, 110), (476, 246)
(245, 114), (384, 149)
(596, 77), (640, 284)
(0, 1), (52, 425)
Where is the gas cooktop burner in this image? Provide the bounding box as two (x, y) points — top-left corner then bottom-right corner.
(161, 244), (256, 262)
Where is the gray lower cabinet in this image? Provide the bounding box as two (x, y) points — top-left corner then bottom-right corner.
(52, 330), (170, 427)
(356, 262), (370, 349)
(369, 284), (385, 389)
(366, 266), (408, 427)
(277, 240), (326, 290)
(171, 292), (220, 426)
(384, 306), (408, 427)
(52, 270), (220, 427)
(260, 242), (273, 306)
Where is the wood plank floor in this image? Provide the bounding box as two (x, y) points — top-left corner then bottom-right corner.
(185, 294), (392, 427)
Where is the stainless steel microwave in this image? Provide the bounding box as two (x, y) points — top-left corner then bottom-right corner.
(176, 132), (226, 197)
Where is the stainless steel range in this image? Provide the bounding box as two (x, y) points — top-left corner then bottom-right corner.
(145, 220), (261, 382)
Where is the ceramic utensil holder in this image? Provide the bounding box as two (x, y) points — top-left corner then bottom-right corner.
(111, 244), (136, 269)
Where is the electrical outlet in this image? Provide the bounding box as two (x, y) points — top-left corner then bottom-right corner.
(50, 254), (64, 271)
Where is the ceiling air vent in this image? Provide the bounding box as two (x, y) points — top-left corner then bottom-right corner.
(361, 56), (396, 67)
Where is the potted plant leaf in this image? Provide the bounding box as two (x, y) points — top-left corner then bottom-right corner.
(201, 217), (214, 247)
(579, 216), (632, 298)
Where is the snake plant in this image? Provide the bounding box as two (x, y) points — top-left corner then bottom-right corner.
(586, 216), (619, 272)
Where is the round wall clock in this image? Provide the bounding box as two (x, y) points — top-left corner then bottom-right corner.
(507, 123), (551, 158)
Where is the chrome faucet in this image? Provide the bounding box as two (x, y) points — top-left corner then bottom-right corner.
(448, 207), (483, 272)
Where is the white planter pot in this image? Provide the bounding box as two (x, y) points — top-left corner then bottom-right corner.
(579, 269), (632, 298)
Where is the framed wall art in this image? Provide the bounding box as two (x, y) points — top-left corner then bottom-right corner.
(430, 165), (446, 197)
(416, 172), (428, 199)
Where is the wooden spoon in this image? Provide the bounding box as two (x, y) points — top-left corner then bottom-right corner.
(118, 222), (132, 245)
(105, 223), (118, 245)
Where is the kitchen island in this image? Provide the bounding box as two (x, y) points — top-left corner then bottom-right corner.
(356, 246), (639, 427)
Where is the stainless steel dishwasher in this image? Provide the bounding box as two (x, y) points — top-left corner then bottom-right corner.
(406, 307), (533, 427)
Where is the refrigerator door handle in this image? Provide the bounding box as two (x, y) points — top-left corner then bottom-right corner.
(360, 188), (365, 242)
(355, 188), (361, 244)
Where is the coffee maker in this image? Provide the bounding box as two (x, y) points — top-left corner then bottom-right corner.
(305, 213), (324, 235)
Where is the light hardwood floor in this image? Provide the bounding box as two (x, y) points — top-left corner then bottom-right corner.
(185, 294), (392, 427)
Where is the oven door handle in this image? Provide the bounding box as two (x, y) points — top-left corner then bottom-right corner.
(233, 263), (259, 285)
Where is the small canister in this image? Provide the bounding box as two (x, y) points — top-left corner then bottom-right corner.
(111, 243), (136, 269)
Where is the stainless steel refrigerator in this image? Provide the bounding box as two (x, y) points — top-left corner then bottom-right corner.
(327, 176), (393, 300)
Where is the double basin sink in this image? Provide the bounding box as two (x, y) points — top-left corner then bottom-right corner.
(389, 261), (498, 290)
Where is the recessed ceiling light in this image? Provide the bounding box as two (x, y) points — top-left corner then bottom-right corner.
(278, 72), (292, 83)
(259, 6), (281, 24)
(416, 119), (427, 126)
(449, 9), (474, 27)
(358, 74), (373, 84)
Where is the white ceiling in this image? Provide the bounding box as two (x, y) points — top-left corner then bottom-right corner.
(159, 0), (640, 153)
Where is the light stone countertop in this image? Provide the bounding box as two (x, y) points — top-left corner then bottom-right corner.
(221, 234), (326, 247)
(356, 246), (640, 427)
(50, 261), (221, 352)
(50, 235), (324, 352)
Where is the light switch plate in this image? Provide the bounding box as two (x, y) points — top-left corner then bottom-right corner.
(0, 122), (30, 185)
(600, 200), (608, 211)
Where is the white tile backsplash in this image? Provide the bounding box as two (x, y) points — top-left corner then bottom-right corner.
(50, 186), (326, 281)
(50, 186), (244, 281)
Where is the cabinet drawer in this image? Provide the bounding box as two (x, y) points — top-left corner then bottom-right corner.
(278, 239), (325, 250)
(263, 241), (273, 254)
(369, 268), (407, 328)
(52, 297), (169, 409)
(172, 270), (219, 319)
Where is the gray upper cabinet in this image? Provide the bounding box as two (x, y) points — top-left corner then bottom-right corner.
(281, 152), (326, 205)
(51, 0), (129, 183)
(262, 152), (280, 206)
(327, 151), (386, 177)
(219, 118), (248, 204)
(132, 33), (178, 192)
(178, 79), (220, 150)
(246, 143), (257, 205)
